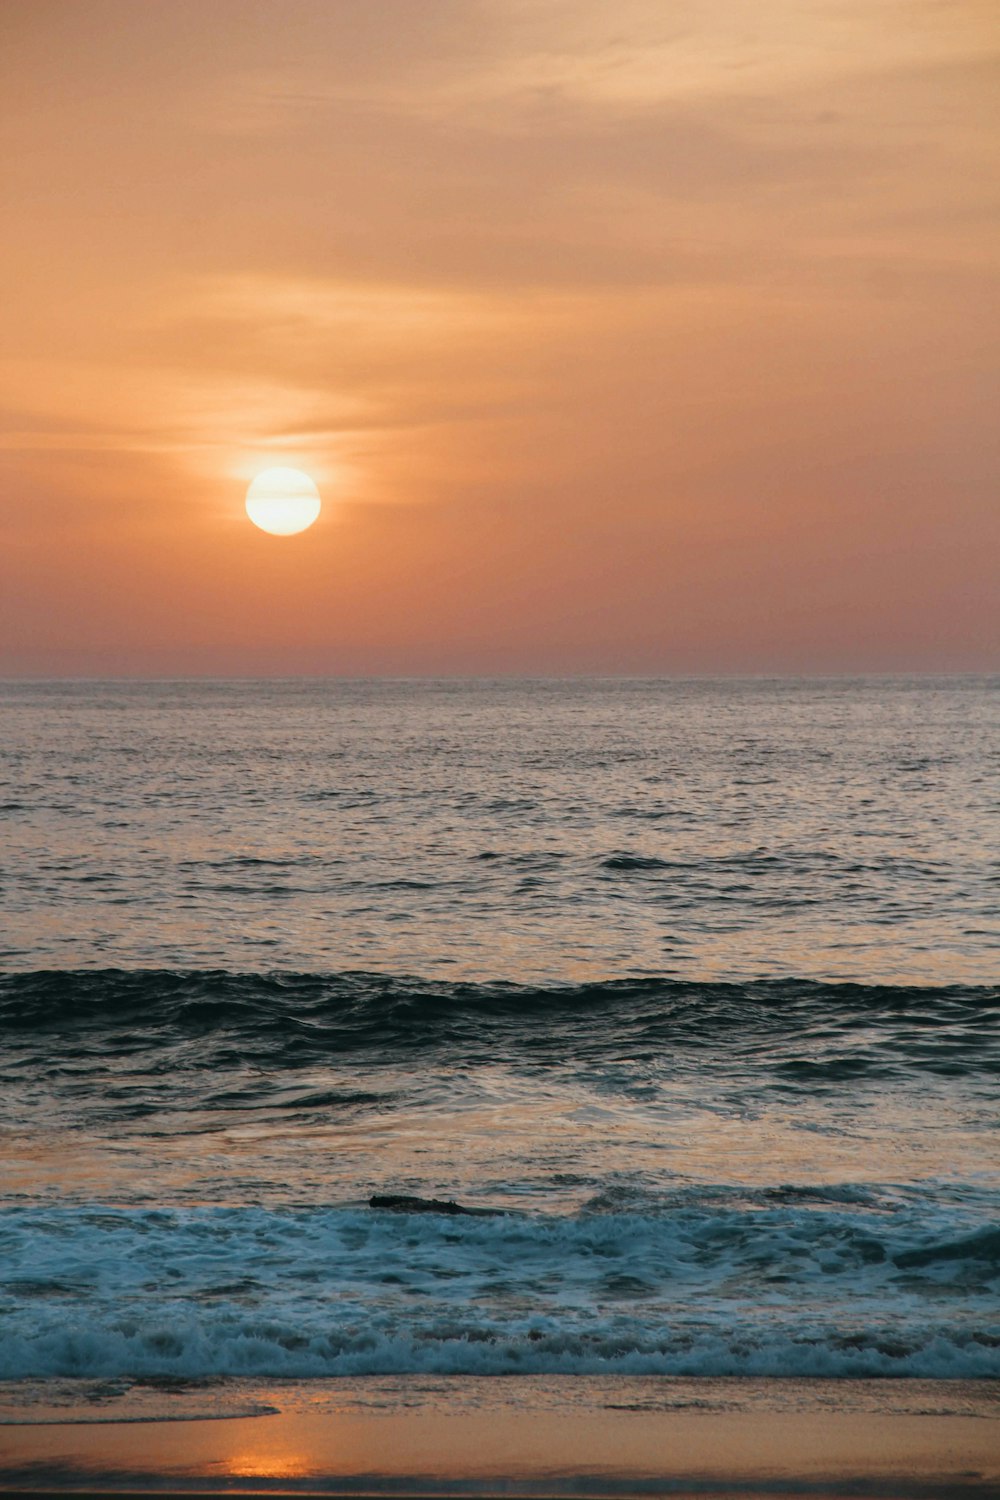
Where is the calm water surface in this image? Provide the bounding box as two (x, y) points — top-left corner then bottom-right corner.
(2, 677), (996, 981)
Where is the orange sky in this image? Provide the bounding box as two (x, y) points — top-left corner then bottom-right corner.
(2, 0), (997, 674)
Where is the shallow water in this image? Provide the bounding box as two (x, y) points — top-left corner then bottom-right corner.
(0, 1376), (997, 1500)
(0, 679), (997, 1381)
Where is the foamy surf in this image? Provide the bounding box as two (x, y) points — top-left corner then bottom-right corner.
(1, 1193), (996, 1380)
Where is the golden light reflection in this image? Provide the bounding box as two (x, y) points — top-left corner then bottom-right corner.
(220, 1441), (314, 1480)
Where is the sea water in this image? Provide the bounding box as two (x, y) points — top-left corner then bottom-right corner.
(0, 678), (996, 1381)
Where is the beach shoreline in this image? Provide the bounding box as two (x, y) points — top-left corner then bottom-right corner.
(0, 1376), (996, 1497)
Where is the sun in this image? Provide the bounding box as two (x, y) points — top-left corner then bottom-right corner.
(245, 468), (321, 535)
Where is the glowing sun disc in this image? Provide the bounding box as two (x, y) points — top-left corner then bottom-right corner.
(245, 467), (321, 535)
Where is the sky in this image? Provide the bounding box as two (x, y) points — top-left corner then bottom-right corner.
(1, 0), (997, 675)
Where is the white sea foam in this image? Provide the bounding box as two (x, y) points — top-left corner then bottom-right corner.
(0, 1200), (995, 1380)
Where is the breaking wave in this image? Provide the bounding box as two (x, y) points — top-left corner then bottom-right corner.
(0, 1196), (997, 1380)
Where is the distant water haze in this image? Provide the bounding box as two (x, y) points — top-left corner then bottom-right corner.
(1, 677), (995, 982)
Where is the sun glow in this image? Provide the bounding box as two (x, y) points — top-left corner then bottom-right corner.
(245, 468), (321, 535)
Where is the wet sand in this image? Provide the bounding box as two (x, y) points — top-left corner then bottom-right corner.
(0, 1376), (997, 1497)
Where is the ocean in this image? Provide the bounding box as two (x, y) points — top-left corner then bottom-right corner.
(0, 677), (997, 1385)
